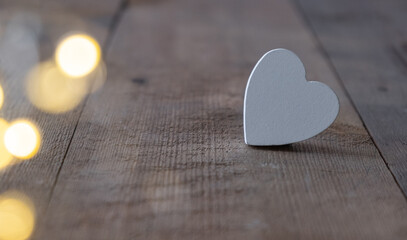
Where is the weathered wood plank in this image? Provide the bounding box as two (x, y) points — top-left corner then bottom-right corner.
(0, 0), (122, 237)
(0, 0), (120, 18)
(41, 0), (407, 239)
(295, 0), (407, 196)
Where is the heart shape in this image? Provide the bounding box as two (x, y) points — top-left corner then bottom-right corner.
(244, 49), (339, 146)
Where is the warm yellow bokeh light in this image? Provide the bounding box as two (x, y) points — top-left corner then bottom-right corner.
(0, 119), (13, 170)
(55, 34), (101, 78)
(26, 61), (89, 114)
(0, 84), (4, 110)
(87, 60), (107, 93)
(4, 120), (40, 160)
(0, 191), (35, 240)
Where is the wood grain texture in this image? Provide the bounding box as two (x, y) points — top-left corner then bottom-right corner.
(0, 0), (122, 237)
(37, 0), (407, 239)
(0, 0), (120, 18)
(295, 0), (407, 196)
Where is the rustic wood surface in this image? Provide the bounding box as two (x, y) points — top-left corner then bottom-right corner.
(0, 0), (122, 232)
(0, 0), (406, 239)
(295, 0), (407, 197)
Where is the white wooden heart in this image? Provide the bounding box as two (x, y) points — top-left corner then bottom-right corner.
(244, 48), (339, 146)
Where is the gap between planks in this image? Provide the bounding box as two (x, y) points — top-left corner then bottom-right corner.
(293, 0), (407, 200)
(291, 0), (407, 202)
(42, 0), (131, 225)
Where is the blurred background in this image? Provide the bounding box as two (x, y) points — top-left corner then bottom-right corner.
(0, 0), (406, 239)
(0, 1), (112, 239)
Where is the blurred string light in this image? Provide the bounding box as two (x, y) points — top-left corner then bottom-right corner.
(26, 61), (88, 114)
(55, 33), (101, 78)
(0, 191), (35, 240)
(0, 119), (13, 170)
(4, 119), (40, 160)
(87, 61), (107, 93)
(26, 33), (106, 114)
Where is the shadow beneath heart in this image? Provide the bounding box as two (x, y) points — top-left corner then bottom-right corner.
(250, 144), (293, 152)
(249, 137), (377, 158)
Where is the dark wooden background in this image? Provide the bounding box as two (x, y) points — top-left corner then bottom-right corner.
(0, 0), (407, 239)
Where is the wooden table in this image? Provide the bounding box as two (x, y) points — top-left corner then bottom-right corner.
(1, 0), (407, 239)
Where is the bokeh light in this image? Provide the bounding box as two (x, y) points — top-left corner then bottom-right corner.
(0, 191), (35, 240)
(26, 61), (89, 114)
(55, 33), (101, 78)
(0, 84), (4, 109)
(4, 119), (40, 160)
(0, 119), (13, 170)
(26, 33), (105, 114)
(87, 60), (107, 93)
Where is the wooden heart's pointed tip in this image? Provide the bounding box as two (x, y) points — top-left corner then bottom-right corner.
(244, 133), (249, 145)
(244, 132), (254, 145)
(245, 140), (256, 146)
(244, 135), (269, 146)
